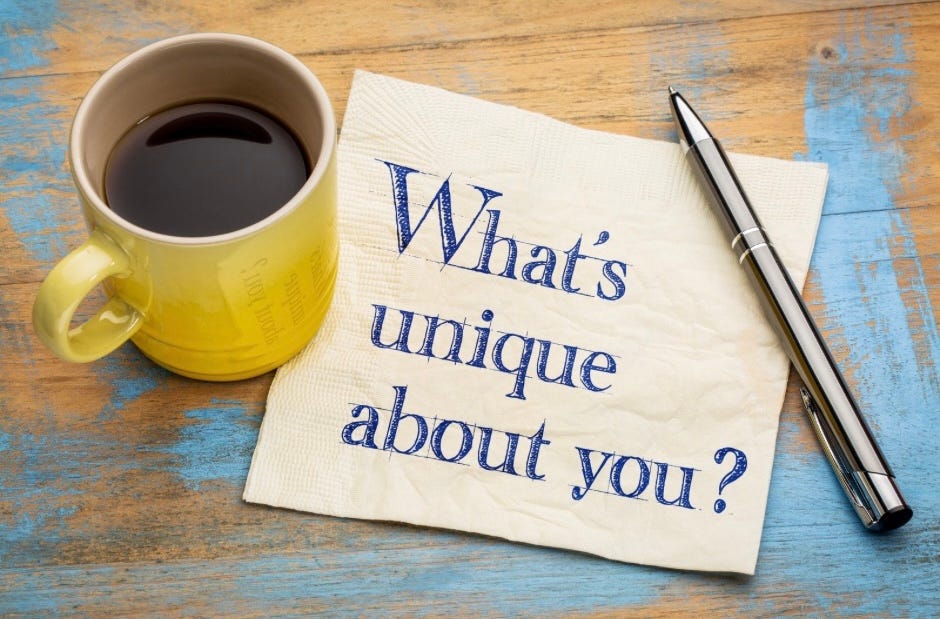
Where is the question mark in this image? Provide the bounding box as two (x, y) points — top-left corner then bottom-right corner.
(713, 447), (748, 514)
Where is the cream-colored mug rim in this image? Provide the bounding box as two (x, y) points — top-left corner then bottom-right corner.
(69, 32), (336, 247)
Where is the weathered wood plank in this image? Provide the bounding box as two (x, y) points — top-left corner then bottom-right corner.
(1, 0), (927, 79)
(1, 0), (938, 616)
(2, 4), (937, 281)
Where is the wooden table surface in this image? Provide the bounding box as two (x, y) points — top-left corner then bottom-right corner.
(2, 1), (938, 615)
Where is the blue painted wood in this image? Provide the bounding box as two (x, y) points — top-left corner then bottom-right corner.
(1, 1), (937, 616)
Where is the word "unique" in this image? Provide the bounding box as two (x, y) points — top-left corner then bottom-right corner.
(371, 304), (617, 400)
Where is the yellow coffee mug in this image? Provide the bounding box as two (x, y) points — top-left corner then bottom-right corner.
(33, 33), (338, 381)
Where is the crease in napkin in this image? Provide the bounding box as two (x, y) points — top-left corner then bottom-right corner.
(243, 71), (828, 575)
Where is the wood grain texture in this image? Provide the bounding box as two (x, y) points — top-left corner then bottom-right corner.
(1, 1), (937, 616)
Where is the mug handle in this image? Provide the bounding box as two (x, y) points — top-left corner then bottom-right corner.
(33, 229), (144, 362)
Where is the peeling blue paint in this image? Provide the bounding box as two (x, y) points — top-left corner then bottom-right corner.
(0, 1), (180, 267)
(164, 399), (261, 489)
(0, 0), (82, 267)
(650, 28), (733, 141)
(0, 78), (80, 266)
(0, 548), (674, 616)
(765, 14), (939, 614)
(96, 346), (168, 419)
(0, 0), (58, 74)
(226, 547), (679, 615)
(799, 19), (938, 436)
(0, 428), (95, 561)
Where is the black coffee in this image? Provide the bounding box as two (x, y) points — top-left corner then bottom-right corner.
(104, 101), (309, 237)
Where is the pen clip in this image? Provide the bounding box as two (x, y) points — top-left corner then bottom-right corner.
(798, 387), (876, 526)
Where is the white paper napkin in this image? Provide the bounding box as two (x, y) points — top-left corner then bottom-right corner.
(244, 71), (828, 574)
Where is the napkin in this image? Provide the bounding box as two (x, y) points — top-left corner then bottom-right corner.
(244, 71), (828, 574)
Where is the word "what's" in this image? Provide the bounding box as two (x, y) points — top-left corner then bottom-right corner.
(381, 160), (629, 302)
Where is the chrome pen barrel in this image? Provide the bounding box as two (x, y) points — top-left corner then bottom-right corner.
(686, 135), (912, 531)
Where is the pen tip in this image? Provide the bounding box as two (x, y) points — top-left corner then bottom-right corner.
(668, 85), (678, 96)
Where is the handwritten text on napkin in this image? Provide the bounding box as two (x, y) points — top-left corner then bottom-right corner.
(244, 71), (828, 574)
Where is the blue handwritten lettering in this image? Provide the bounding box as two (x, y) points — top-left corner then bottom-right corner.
(380, 160), (630, 302)
(610, 455), (650, 498)
(472, 209), (518, 279)
(380, 160), (501, 263)
(571, 447), (613, 500)
(369, 304), (619, 400)
(653, 462), (695, 509)
(571, 446), (698, 509)
(340, 386), (550, 479)
(383, 385), (428, 455)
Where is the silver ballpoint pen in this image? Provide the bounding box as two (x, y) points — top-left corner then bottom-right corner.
(668, 87), (912, 531)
